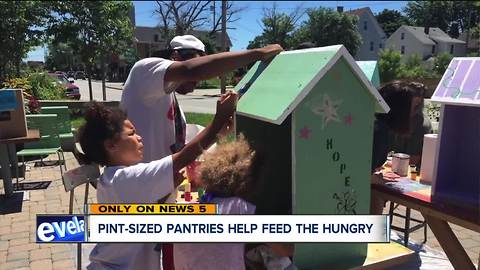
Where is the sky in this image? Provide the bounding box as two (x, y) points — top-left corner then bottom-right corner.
(26, 1), (407, 62)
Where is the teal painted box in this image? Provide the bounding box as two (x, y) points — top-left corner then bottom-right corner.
(235, 45), (389, 269)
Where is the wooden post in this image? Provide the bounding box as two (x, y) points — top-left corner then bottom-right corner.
(220, 0), (227, 94)
(423, 214), (476, 270)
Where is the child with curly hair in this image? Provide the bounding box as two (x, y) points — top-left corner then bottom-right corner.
(173, 136), (263, 270)
(78, 92), (237, 270)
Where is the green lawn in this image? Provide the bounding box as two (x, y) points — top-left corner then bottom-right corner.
(185, 112), (214, 127)
(71, 116), (85, 129)
(71, 112), (214, 130)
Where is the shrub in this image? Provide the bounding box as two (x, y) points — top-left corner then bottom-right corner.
(404, 54), (422, 69)
(379, 49), (402, 83)
(27, 73), (65, 100)
(3, 73), (65, 100)
(2, 77), (40, 114)
(433, 53), (453, 75)
(2, 77), (33, 94)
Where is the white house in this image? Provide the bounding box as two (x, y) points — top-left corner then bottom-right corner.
(345, 7), (387, 61)
(459, 32), (480, 54)
(386, 26), (466, 60)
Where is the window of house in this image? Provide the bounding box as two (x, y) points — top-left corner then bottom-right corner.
(450, 44), (454, 54)
(401, 46), (405, 54)
(154, 34), (159, 42)
(432, 45), (435, 54)
(370, 42), (374, 51)
(401, 33), (405, 40)
(363, 21), (367, 30)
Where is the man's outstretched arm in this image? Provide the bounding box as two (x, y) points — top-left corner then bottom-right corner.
(164, 44), (283, 83)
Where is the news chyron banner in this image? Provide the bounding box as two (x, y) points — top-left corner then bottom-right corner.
(36, 204), (390, 243)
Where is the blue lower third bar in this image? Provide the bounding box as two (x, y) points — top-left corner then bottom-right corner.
(36, 215), (86, 243)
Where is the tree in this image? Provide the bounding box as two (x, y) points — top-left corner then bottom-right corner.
(154, 1), (243, 42)
(294, 7), (362, 56)
(45, 42), (81, 71)
(404, 1), (480, 38)
(379, 49), (402, 83)
(0, 1), (49, 82)
(47, 1), (133, 100)
(375, 9), (410, 37)
(247, 2), (304, 49)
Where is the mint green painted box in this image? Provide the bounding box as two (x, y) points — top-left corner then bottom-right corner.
(235, 45), (389, 269)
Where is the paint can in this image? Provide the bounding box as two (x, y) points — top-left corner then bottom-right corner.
(392, 153), (410, 177)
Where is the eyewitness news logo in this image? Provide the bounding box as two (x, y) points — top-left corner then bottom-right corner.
(36, 215), (86, 243)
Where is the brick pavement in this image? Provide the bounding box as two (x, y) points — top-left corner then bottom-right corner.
(0, 152), (479, 269)
(0, 153), (95, 270)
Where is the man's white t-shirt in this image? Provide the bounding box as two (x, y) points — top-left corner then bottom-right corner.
(174, 197), (256, 270)
(121, 57), (186, 162)
(87, 156), (174, 270)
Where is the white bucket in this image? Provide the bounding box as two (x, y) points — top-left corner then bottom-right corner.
(392, 153), (410, 177)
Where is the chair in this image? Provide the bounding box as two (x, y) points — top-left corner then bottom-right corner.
(62, 163), (100, 270)
(186, 124), (217, 152)
(186, 124), (205, 143)
(389, 202), (427, 246)
(41, 106), (74, 152)
(16, 114), (67, 184)
(62, 164), (100, 216)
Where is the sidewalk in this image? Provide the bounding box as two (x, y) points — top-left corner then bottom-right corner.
(103, 80), (230, 97)
(0, 152), (478, 269)
(0, 153), (96, 270)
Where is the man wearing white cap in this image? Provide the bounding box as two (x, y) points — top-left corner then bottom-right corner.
(121, 35), (282, 163)
(116, 35), (282, 269)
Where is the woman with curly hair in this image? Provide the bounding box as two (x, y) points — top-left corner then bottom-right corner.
(173, 135), (264, 270)
(78, 92), (237, 270)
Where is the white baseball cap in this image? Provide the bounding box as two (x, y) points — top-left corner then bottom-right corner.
(169, 35), (205, 53)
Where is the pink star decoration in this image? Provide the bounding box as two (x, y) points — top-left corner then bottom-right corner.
(344, 114), (353, 126)
(300, 126), (311, 139)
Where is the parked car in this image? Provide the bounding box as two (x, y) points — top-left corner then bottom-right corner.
(54, 71), (66, 77)
(66, 71), (76, 82)
(75, 71), (86, 80)
(48, 73), (81, 100)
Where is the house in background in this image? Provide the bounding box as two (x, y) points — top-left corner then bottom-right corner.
(344, 7), (387, 61)
(106, 25), (232, 81)
(134, 26), (232, 59)
(386, 26), (466, 60)
(459, 32), (480, 55)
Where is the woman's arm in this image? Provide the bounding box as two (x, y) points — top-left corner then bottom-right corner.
(171, 92), (238, 173)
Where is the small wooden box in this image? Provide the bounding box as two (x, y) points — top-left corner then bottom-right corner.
(430, 57), (480, 211)
(0, 89), (27, 139)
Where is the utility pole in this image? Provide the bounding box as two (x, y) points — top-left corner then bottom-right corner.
(220, 0), (227, 94)
(466, 9), (471, 54)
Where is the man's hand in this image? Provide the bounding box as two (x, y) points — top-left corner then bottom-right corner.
(257, 44), (283, 61)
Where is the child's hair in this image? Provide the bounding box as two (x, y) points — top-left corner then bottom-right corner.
(377, 80), (426, 134)
(199, 135), (261, 199)
(77, 102), (127, 166)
